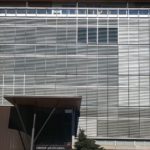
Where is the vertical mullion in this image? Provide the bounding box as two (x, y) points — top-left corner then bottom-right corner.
(87, 16), (88, 44)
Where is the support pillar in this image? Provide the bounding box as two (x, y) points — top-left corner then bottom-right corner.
(71, 109), (75, 149)
(15, 105), (28, 150)
(30, 113), (36, 150)
(34, 108), (56, 143)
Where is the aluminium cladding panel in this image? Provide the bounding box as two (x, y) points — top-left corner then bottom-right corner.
(118, 15), (150, 139)
(0, 12), (149, 139)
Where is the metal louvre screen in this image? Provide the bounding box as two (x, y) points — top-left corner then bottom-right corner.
(0, 8), (150, 140)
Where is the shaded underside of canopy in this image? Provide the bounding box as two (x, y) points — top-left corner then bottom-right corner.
(4, 95), (81, 110)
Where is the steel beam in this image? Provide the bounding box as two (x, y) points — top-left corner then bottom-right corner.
(34, 108), (56, 143)
(30, 113), (37, 150)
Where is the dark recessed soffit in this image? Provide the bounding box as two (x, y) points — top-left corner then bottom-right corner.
(4, 95), (82, 110)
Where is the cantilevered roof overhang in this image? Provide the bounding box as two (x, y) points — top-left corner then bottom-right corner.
(4, 95), (82, 110)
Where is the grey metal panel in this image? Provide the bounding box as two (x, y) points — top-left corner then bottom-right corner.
(0, 9), (150, 140)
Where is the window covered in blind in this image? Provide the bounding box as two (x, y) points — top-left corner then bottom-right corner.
(88, 28), (97, 44)
(78, 28), (87, 43)
(98, 28), (107, 44)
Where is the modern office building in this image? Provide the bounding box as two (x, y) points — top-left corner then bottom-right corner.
(0, 0), (150, 149)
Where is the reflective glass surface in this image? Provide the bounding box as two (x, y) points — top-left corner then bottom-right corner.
(17, 9), (26, 14)
(129, 10), (139, 15)
(119, 10), (127, 14)
(7, 9), (15, 14)
(37, 9), (46, 14)
(27, 9), (36, 14)
(0, 9), (5, 14)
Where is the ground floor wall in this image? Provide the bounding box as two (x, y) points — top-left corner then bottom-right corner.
(95, 140), (150, 150)
(0, 106), (30, 150)
(1, 106), (150, 150)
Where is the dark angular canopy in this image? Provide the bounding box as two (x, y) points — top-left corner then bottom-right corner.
(4, 95), (81, 110)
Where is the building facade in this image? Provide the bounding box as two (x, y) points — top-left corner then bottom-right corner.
(0, 1), (150, 149)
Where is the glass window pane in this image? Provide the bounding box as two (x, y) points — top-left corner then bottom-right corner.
(62, 9), (68, 14)
(119, 10), (127, 14)
(78, 28), (87, 43)
(0, 9), (5, 14)
(17, 9), (26, 14)
(7, 9), (16, 14)
(98, 28), (107, 44)
(109, 28), (118, 43)
(129, 10), (138, 15)
(69, 9), (76, 14)
(78, 9), (87, 14)
(139, 10), (148, 15)
(47, 9), (52, 14)
(108, 10), (117, 14)
(27, 9), (36, 14)
(52, 9), (62, 14)
(37, 9), (46, 14)
(88, 28), (97, 43)
(88, 9), (97, 15)
(98, 10), (107, 15)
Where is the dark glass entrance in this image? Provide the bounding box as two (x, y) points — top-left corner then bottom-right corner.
(9, 107), (78, 150)
(35, 109), (72, 146)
